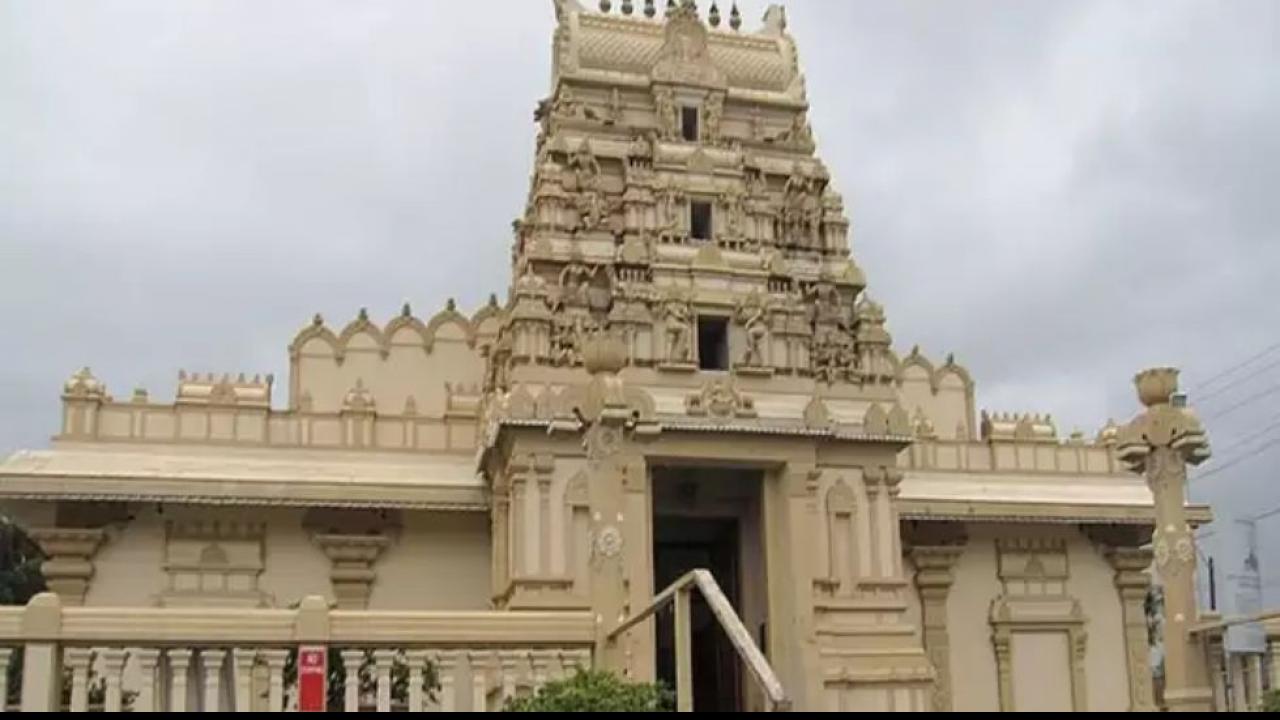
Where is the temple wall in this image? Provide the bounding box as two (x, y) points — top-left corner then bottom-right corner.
(79, 506), (490, 611)
(942, 523), (1130, 712)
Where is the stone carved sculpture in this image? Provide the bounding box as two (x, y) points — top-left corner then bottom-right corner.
(551, 314), (590, 367)
(558, 263), (598, 308)
(702, 93), (724, 144)
(736, 294), (770, 367)
(662, 297), (693, 363)
(654, 86), (679, 141)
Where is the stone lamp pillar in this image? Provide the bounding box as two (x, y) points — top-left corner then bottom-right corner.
(1116, 367), (1213, 712)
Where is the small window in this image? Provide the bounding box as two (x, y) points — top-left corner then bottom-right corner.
(681, 106), (700, 142)
(697, 316), (729, 371)
(690, 201), (713, 241)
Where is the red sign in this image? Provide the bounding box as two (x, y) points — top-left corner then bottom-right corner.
(298, 645), (327, 712)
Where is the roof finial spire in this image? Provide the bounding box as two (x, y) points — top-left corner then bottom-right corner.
(729, 1), (742, 30)
(644, 0), (656, 18)
(709, 1), (721, 27)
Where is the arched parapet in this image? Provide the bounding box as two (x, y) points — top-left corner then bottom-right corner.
(424, 299), (476, 352)
(894, 346), (978, 441)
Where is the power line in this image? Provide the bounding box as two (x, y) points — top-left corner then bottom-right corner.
(1203, 382), (1280, 422)
(1193, 435), (1280, 483)
(1213, 413), (1280, 456)
(1193, 340), (1280, 393)
(1253, 505), (1280, 522)
(1197, 356), (1280, 403)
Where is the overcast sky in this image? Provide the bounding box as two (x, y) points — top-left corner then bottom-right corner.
(2, 1), (1278, 579)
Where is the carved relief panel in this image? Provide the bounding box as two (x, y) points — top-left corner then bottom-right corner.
(990, 538), (1088, 712)
(160, 520), (268, 608)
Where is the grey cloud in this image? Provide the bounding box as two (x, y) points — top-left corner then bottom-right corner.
(2, 0), (1278, 586)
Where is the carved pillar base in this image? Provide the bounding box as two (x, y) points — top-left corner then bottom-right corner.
(29, 528), (106, 606)
(314, 534), (390, 609)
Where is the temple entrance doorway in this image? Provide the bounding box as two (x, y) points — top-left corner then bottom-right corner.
(651, 466), (767, 712)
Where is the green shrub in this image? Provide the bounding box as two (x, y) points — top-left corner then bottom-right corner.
(503, 669), (673, 712)
(1261, 689), (1280, 713)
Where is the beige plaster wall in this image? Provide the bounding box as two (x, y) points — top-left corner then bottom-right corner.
(82, 505), (490, 610)
(371, 510), (491, 610)
(940, 523), (1131, 712)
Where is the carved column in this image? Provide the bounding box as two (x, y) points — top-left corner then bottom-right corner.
(28, 528), (106, 606)
(576, 334), (660, 675)
(65, 647), (94, 712)
(313, 534), (390, 609)
(1105, 546), (1158, 711)
(908, 545), (964, 711)
(1117, 367), (1213, 712)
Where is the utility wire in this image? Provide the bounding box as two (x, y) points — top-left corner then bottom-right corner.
(1193, 340), (1280, 393)
(1193, 435), (1280, 483)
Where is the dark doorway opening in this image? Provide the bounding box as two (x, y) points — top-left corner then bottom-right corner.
(651, 467), (765, 713)
(653, 516), (742, 712)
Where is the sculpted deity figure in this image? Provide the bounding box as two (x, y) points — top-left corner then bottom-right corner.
(551, 314), (586, 367)
(737, 295), (770, 367)
(663, 298), (693, 363)
(654, 87), (679, 141)
(558, 263), (597, 308)
(702, 94), (724, 144)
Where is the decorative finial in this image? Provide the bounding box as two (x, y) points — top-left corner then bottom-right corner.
(401, 302), (412, 318)
(729, 1), (741, 30)
(488, 293), (499, 308)
(312, 313), (323, 326)
(599, 0), (612, 12)
(945, 352), (956, 366)
(621, 0), (633, 15)
(709, 1), (720, 26)
(358, 307), (369, 322)
(446, 298), (457, 312)
(644, 0), (656, 17)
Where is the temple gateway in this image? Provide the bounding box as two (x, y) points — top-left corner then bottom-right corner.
(4, 0), (1258, 713)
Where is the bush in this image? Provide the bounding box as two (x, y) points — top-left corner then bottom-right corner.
(503, 669), (673, 713)
(1262, 689), (1280, 713)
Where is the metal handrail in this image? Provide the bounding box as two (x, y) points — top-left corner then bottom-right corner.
(608, 569), (790, 712)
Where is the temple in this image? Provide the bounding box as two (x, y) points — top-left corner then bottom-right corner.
(2, 0), (1254, 713)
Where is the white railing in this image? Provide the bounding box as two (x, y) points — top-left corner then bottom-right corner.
(0, 593), (593, 712)
(608, 569), (790, 712)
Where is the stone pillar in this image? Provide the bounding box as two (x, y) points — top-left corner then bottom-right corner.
(1117, 367), (1213, 712)
(576, 334), (661, 676)
(132, 648), (162, 713)
(232, 648), (257, 712)
(259, 649), (288, 713)
(20, 593), (62, 713)
(907, 543), (965, 712)
(167, 648), (193, 712)
(101, 647), (129, 712)
(436, 650), (458, 712)
(28, 528), (105, 606)
(1203, 619), (1227, 711)
(0, 647), (14, 713)
(341, 650), (364, 712)
(1247, 653), (1264, 710)
(1230, 654), (1248, 711)
(313, 534), (390, 609)
(373, 649), (396, 713)
(65, 647), (94, 713)
(1105, 546), (1158, 711)
(406, 649), (430, 712)
(200, 649), (225, 712)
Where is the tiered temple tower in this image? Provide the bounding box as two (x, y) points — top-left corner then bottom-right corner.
(479, 1), (931, 710)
